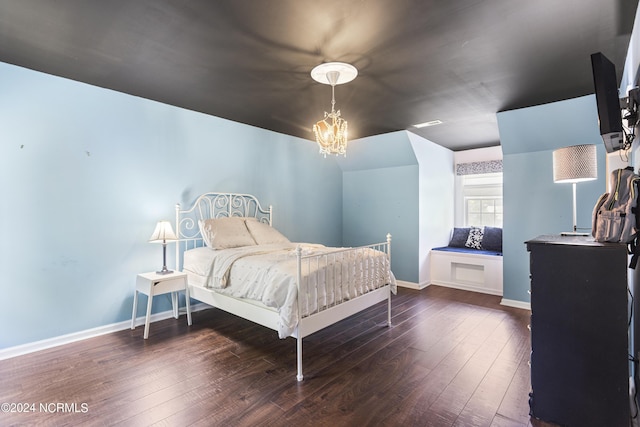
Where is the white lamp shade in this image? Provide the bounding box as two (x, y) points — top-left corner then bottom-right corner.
(149, 220), (178, 242)
(552, 144), (598, 183)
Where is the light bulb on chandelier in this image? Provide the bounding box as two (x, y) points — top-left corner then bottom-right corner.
(311, 62), (357, 157)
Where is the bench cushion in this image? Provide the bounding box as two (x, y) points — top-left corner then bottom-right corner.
(433, 246), (502, 256)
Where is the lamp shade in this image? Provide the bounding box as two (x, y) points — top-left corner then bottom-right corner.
(149, 220), (178, 242)
(552, 144), (598, 183)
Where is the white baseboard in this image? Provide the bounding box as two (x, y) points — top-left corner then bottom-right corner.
(428, 282), (530, 310)
(396, 280), (428, 290)
(428, 281), (503, 296)
(500, 298), (531, 311)
(0, 303), (209, 361)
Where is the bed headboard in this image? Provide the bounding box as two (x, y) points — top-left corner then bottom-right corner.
(174, 192), (272, 268)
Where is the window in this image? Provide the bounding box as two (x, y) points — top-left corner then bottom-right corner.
(465, 197), (503, 227)
(461, 172), (503, 227)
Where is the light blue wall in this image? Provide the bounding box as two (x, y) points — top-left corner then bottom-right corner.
(497, 95), (607, 303)
(339, 132), (420, 283)
(0, 62), (343, 348)
(342, 165), (419, 283)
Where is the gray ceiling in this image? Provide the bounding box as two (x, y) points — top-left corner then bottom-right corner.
(0, 0), (637, 151)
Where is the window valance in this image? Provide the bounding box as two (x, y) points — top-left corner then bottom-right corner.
(456, 160), (503, 176)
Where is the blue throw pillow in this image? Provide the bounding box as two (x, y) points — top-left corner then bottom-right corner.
(481, 227), (502, 252)
(448, 228), (470, 247)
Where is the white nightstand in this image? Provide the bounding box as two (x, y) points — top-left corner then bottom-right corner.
(131, 271), (192, 339)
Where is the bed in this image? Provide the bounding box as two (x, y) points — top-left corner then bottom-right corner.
(174, 192), (396, 381)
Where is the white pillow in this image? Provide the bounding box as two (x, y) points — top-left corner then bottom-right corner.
(465, 226), (484, 250)
(198, 217), (256, 249)
(245, 220), (290, 245)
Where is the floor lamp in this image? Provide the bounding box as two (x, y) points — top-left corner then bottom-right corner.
(552, 144), (598, 236)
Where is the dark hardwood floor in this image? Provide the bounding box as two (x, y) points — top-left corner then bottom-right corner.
(0, 286), (547, 426)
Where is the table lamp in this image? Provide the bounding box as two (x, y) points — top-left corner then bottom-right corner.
(149, 220), (178, 274)
(552, 144), (598, 235)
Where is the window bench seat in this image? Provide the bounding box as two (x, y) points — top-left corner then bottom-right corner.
(430, 246), (503, 296)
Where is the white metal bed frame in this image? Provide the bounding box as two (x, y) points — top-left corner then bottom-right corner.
(175, 192), (392, 381)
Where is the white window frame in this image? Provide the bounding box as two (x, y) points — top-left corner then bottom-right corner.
(464, 195), (503, 227)
(455, 172), (503, 227)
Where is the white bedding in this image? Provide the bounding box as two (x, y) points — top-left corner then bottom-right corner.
(183, 243), (396, 338)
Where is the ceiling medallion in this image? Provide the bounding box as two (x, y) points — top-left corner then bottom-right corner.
(311, 62), (358, 157)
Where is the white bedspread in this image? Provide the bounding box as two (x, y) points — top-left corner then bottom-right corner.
(183, 243), (396, 338)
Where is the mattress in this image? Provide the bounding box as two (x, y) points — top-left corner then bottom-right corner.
(186, 269), (276, 311)
(182, 243), (395, 338)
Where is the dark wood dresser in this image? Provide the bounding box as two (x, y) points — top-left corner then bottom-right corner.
(526, 235), (630, 427)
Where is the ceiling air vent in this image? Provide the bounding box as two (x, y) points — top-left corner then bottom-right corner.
(413, 120), (443, 128)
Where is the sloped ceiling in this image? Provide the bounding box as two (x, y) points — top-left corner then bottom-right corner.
(497, 95), (602, 155)
(0, 0), (636, 151)
(337, 131), (419, 171)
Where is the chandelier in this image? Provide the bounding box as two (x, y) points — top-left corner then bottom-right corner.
(311, 62), (358, 157)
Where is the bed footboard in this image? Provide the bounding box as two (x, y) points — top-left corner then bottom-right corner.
(295, 234), (393, 319)
(294, 234), (393, 381)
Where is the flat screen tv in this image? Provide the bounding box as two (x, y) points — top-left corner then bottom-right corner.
(591, 52), (624, 153)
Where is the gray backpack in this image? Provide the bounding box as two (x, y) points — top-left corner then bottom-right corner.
(592, 167), (640, 267)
